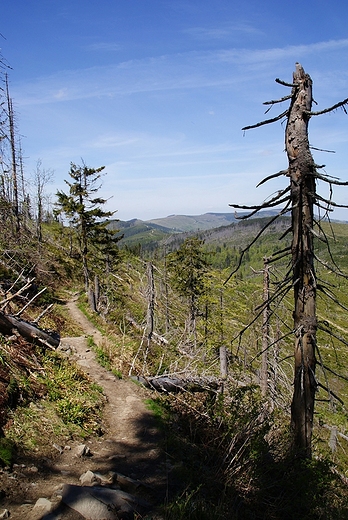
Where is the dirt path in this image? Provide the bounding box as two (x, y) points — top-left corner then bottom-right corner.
(0, 300), (169, 519)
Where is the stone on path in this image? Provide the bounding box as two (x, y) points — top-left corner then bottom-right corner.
(29, 498), (53, 519)
(61, 484), (150, 520)
(75, 444), (91, 458)
(79, 470), (101, 486)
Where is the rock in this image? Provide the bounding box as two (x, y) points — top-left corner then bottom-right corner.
(93, 471), (118, 486)
(53, 443), (64, 454)
(76, 444), (91, 457)
(115, 473), (142, 494)
(79, 470), (101, 486)
(61, 484), (151, 520)
(29, 497), (52, 519)
(58, 341), (72, 352)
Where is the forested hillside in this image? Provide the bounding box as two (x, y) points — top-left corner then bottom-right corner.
(1, 205), (348, 517)
(0, 52), (348, 518)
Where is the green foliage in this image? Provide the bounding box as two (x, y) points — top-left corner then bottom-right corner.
(55, 161), (121, 287)
(145, 397), (170, 424)
(95, 346), (111, 370)
(0, 437), (15, 467)
(164, 486), (223, 520)
(39, 351), (104, 433)
(167, 237), (210, 300)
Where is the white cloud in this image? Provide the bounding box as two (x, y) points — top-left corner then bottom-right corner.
(13, 39), (348, 107)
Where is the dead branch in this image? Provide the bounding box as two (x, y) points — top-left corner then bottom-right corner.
(317, 322), (348, 347)
(278, 225), (293, 241)
(126, 314), (168, 346)
(315, 341), (333, 406)
(232, 282), (293, 342)
(317, 382), (344, 405)
(230, 187), (290, 219)
(242, 109), (288, 131)
(0, 278), (35, 310)
(263, 94), (292, 106)
(15, 287), (47, 317)
(33, 303), (54, 324)
(314, 255), (348, 280)
(256, 169), (288, 187)
(131, 375), (219, 393)
(312, 218), (343, 272)
(309, 97), (348, 116)
(314, 171), (348, 186)
(224, 205), (291, 284)
(314, 192), (348, 209)
(266, 246), (292, 264)
(275, 78), (296, 87)
(310, 145), (335, 153)
(318, 362), (348, 383)
(4, 267), (28, 292)
(317, 287), (348, 314)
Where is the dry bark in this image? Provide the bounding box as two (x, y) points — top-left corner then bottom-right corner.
(286, 64), (317, 457)
(229, 63), (348, 457)
(0, 310), (60, 348)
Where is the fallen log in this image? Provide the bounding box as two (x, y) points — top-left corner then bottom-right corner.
(131, 375), (219, 394)
(0, 310), (60, 348)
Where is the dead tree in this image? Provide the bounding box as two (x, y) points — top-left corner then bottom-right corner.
(261, 259), (270, 399)
(228, 63), (348, 458)
(146, 261), (155, 350)
(5, 74), (20, 234)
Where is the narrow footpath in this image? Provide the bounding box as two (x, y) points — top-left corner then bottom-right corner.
(1, 299), (169, 520)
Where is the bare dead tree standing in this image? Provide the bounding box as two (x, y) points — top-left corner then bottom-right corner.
(5, 73), (19, 233)
(146, 261), (155, 351)
(228, 63), (348, 458)
(261, 258), (270, 398)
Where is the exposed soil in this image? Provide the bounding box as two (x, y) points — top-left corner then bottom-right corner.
(0, 299), (170, 519)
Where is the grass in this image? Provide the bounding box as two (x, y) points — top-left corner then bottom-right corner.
(4, 349), (106, 458)
(0, 438), (15, 467)
(155, 389), (348, 520)
(2, 218), (348, 515)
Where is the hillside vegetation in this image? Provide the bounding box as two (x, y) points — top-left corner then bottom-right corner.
(1, 212), (348, 518)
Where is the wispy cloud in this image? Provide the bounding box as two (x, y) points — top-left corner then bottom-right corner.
(13, 39), (348, 106)
(216, 39), (348, 64)
(183, 23), (263, 40)
(85, 42), (122, 52)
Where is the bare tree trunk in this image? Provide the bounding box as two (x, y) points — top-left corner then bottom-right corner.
(146, 262), (155, 350)
(164, 246), (170, 334)
(261, 259), (270, 398)
(5, 74), (19, 234)
(94, 274), (100, 309)
(88, 287), (97, 312)
(220, 346), (228, 380)
(234, 62), (348, 458)
(286, 64), (317, 458)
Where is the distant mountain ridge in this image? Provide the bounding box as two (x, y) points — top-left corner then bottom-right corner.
(108, 211), (281, 247)
(146, 212), (238, 232)
(114, 211), (279, 233)
(109, 211), (348, 248)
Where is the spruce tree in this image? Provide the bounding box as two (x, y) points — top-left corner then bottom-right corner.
(56, 162), (121, 292)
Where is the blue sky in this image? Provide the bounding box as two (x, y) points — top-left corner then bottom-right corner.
(2, 0), (348, 221)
